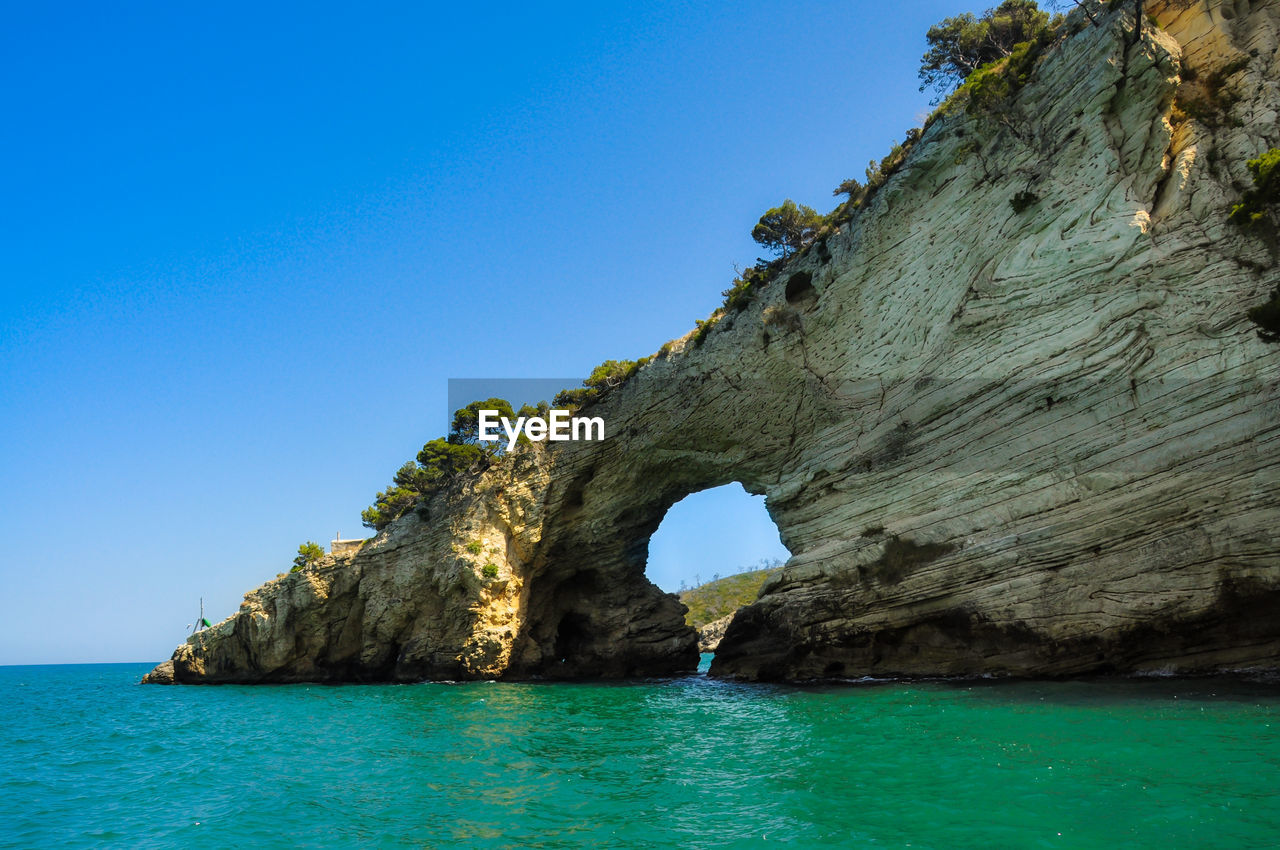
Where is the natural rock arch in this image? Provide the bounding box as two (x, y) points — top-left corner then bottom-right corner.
(500, 428), (799, 679)
(149, 1), (1280, 685)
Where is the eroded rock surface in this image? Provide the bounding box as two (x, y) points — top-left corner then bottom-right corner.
(697, 616), (734, 653)
(147, 0), (1280, 685)
(140, 660), (174, 685)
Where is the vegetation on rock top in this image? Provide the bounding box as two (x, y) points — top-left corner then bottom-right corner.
(1231, 148), (1280, 344)
(918, 0), (1055, 104)
(361, 398), (511, 531)
(1230, 148), (1280, 230)
(291, 541), (323, 572)
(672, 1), (1071, 353)
(361, 365), (660, 531)
(679, 565), (783, 631)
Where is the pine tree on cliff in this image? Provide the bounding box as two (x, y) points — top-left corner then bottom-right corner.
(918, 0), (1051, 102)
(751, 199), (823, 259)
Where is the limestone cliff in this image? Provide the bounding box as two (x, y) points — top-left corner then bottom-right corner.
(146, 0), (1280, 685)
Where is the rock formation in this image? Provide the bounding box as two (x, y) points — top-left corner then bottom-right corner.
(697, 615), (733, 654)
(146, 0), (1280, 685)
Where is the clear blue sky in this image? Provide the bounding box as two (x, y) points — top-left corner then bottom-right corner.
(0, 0), (974, 664)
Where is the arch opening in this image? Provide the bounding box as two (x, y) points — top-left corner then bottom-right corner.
(645, 483), (790, 670)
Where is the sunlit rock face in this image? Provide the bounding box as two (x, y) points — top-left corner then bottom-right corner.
(147, 0), (1280, 685)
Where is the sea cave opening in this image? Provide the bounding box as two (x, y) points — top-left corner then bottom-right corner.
(645, 483), (791, 671)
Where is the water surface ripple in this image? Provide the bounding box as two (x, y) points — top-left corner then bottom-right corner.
(2, 660), (1278, 847)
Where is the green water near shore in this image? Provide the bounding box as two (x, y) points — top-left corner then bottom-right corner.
(2, 659), (1278, 848)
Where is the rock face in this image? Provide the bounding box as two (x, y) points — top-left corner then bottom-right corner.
(147, 0), (1280, 685)
(697, 616), (734, 654)
(140, 660), (174, 684)
(163, 449), (700, 683)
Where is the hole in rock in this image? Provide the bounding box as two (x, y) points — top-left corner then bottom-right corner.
(784, 271), (817, 308)
(645, 483), (790, 669)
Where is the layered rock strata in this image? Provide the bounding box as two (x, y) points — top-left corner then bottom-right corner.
(146, 0), (1280, 685)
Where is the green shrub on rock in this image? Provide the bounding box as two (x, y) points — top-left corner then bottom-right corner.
(751, 200), (823, 259)
(552, 358), (650, 410)
(361, 400), (507, 531)
(292, 541), (324, 571)
(918, 0), (1053, 103)
(450, 398), (515, 452)
(1228, 149), (1280, 344)
(1229, 148), (1280, 228)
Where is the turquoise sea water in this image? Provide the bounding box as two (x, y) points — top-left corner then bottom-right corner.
(2, 659), (1279, 848)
